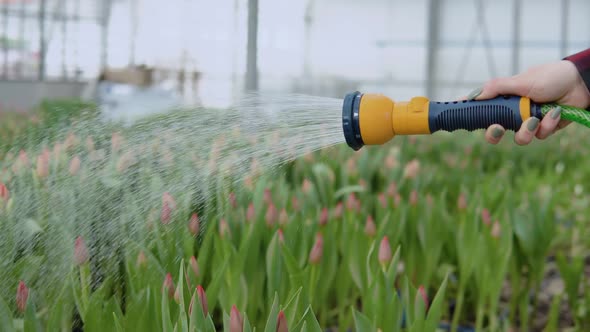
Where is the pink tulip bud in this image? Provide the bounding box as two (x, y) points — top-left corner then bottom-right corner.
(403, 159), (420, 179)
(230, 305), (243, 332)
(378, 193), (387, 208)
(229, 192), (237, 208)
(161, 201), (172, 225)
(137, 251), (147, 268)
(394, 193), (402, 206)
(308, 233), (323, 265)
(409, 190), (418, 206)
(266, 203), (278, 227)
(319, 207), (329, 226)
(189, 213), (200, 236)
(69, 155), (81, 175)
(302, 179), (312, 194)
(346, 193), (360, 212)
(116, 151), (136, 173)
(36, 149), (50, 178)
(174, 285), (181, 304)
(162, 273), (175, 299)
(279, 208), (288, 226)
(53, 142), (62, 158)
(333, 202), (343, 218)
(481, 208), (491, 226)
(111, 132), (123, 152)
(85, 136), (95, 152)
(365, 216), (376, 237)
(264, 188), (272, 205)
(277, 310), (288, 332)
(417, 285), (429, 311)
(190, 256), (199, 278)
(378, 236), (392, 265)
(457, 193), (467, 210)
(162, 192), (177, 210)
(219, 219), (230, 238)
(385, 155), (397, 170)
(18, 150), (29, 167)
(291, 197), (300, 212)
(387, 182), (397, 197)
(491, 220), (501, 238)
(278, 229), (285, 244)
(197, 285), (208, 315)
(64, 132), (78, 150)
(0, 182), (9, 202)
(247, 203), (255, 222)
(16, 280), (28, 313)
(74, 236), (89, 266)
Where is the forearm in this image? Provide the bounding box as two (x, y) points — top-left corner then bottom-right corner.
(564, 48), (590, 94)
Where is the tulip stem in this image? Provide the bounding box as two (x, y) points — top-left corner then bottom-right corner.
(450, 283), (465, 332)
(79, 264), (91, 313)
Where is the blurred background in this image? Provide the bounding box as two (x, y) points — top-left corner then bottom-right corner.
(0, 0), (588, 113)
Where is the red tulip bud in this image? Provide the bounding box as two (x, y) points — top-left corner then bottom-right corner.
(491, 220), (501, 238)
(136, 251), (147, 268)
(174, 285), (181, 304)
(319, 207), (328, 226)
(69, 155), (81, 175)
(189, 213), (200, 236)
(0, 182), (9, 202)
(417, 285), (429, 311)
(162, 273), (175, 299)
(16, 280), (28, 313)
(187, 256), (199, 279)
(378, 236), (392, 265)
(230, 305), (243, 332)
(346, 193), (360, 212)
(279, 208), (288, 226)
(365, 216), (376, 237)
(308, 233), (323, 265)
(266, 203), (278, 227)
(481, 208), (491, 226)
(277, 310), (288, 332)
(74, 236), (89, 266)
(219, 219), (230, 238)
(333, 202), (343, 218)
(246, 203), (255, 222)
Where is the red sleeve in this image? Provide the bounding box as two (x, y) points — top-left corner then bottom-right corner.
(564, 48), (590, 93)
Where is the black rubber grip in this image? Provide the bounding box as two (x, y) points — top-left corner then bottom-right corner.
(428, 95), (543, 133)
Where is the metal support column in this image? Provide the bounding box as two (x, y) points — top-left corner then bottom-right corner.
(560, 0), (569, 58)
(425, 0), (441, 98)
(39, 0), (47, 81)
(245, 0), (259, 92)
(100, 0), (112, 71)
(511, 0), (521, 75)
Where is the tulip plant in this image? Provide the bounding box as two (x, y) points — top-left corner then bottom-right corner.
(1, 100), (590, 331)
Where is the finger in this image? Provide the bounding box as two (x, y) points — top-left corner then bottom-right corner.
(485, 125), (505, 144)
(536, 107), (561, 139)
(467, 75), (530, 101)
(514, 117), (540, 145)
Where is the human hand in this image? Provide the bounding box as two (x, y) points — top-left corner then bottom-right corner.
(466, 60), (590, 145)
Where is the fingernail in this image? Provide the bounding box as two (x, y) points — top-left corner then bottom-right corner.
(526, 117), (540, 131)
(550, 106), (562, 119)
(492, 127), (504, 138)
(467, 87), (483, 100)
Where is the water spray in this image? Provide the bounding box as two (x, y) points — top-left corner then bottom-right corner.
(342, 91), (590, 150)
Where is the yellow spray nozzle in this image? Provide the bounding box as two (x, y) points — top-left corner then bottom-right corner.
(342, 91), (544, 151)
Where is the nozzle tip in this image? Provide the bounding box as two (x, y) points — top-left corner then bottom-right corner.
(342, 91), (364, 151)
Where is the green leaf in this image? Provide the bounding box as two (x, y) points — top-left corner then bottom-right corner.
(424, 274), (448, 332)
(23, 298), (42, 332)
(291, 306), (322, 332)
(352, 308), (377, 332)
(113, 312), (125, 332)
(161, 290), (174, 332)
(264, 292), (280, 332)
(333, 185), (365, 200)
(0, 295), (15, 332)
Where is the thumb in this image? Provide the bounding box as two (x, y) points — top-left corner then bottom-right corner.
(470, 76), (530, 100)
